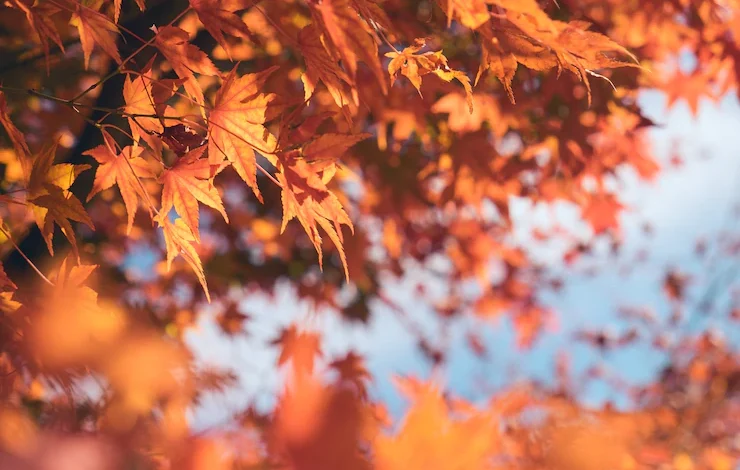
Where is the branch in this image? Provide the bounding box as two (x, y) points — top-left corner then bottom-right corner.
(2, 0), (191, 286)
(0, 0), (176, 76)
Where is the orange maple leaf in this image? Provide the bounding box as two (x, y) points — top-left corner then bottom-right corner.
(160, 146), (228, 242)
(7, 0), (65, 72)
(123, 74), (161, 144)
(31, 186), (94, 258)
(375, 377), (499, 469)
(302, 133), (370, 174)
(26, 143), (92, 257)
(157, 213), (210, 302)
(154, 26), (218, 106)
(439, 0), (490, 29)
(208, 66), (277, 200)
(582, 193), (624, 235)
(272, 325), (323, 377)
(312, 0), (387, 94)
(298, 24), (357, 116)
(330, 351), (371, 397)
(69, 2), (121, 70)
(84, 139), (154, 234)
(432, 92), (506, 134)
(386, 39), (473, 112)
(271, 372), (370, 470)
(475, 10), (638, 104)
(27, 256), (127, 372)
(122, 71), (180, 147)
(190, 0), (254, 59)
(112, 0), (145, 23)
(662, 67), (717, 117)
(0, 262), (17, 293)
(0, 91), (31, 180)
(278, 156), (354, 281)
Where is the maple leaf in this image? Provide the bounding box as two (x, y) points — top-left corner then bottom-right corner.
(69, 3), (122, 70)
(7, 0), (64, 72)
(298, 24), (357, 117)
(271, 371), (371, 470)
(301, 133), (370, 174)
(154, 26), (218, 106)
(311, 0), (387, 93)
(288, 112), (334, 143)
(216, 302), (251, 335)
(28, 255), (129, 370)
(663, 271), (688, 302)
(30, 185), (94, 258)
(24, 143), (93, 257)
(475, 40), (518, 103)
(27, 142), (57, 197)
(386, 39), (473, 112)
(160, 124), (207, 156)
(278, 157), (354, 281)
(476, 21), (558, 103)
(274, 134), (367, 278)
(438, 0), (490, 29)
(123, 74), (160, 143)
(40, 163), (91, 196)
(113, 0), (145, 23)
(160, 146), (228, 242)
(662, 68), (715, 117)
(52, 254), (98, 287)
(0, 262), (17, 293)
(375, 378), (498, 469)
(550, 23), (639, 105)
(351, 0), (394, 32)
(0, 91), (31, 180)
(582, 193), (623, 235)
(512, 305), (549, 349)
(122, 72), (180, 146)
(84, 140), (154, 234)
(386, 41), (427, 90)
(432, 92), (505, 134)
(475, 12), (639, 104)
(208, 66), (278, 199)
(330, 351), (370, 398)
(271, 325), (323, 377)
(157, 213), (210, 302)
(190, 0), (255, 59)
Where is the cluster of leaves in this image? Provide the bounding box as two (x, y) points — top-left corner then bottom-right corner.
(0, 0), (739, 468)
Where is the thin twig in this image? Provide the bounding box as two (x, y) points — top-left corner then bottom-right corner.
(20, 87), (198, 123)
(0, 225), (54, 286)
(257, 163), (281, 187)
(69, 6), (193, 102)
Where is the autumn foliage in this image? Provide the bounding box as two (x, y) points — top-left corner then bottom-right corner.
(0, 0), (739, 468)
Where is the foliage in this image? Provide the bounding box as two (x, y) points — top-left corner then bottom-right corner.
(0, 0), (738, 468)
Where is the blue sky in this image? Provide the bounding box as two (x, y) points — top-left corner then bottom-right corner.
(185, 89), (740, 429)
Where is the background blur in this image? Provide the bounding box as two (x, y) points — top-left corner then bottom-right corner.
(187, 84), (740, 429)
